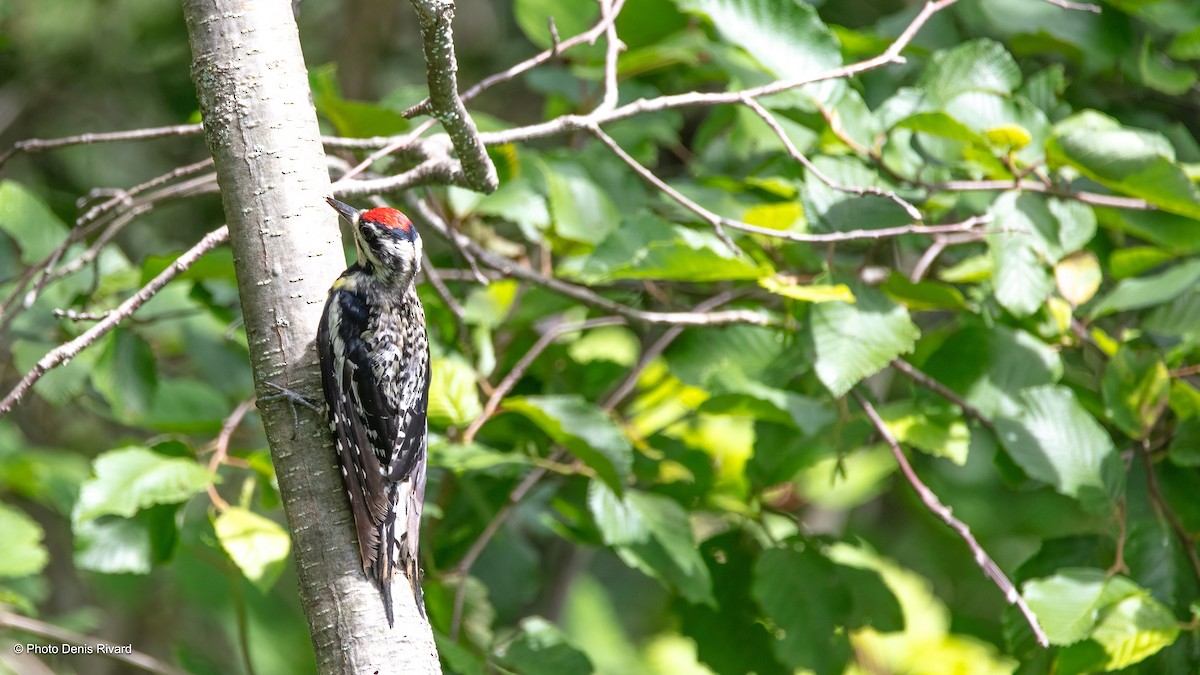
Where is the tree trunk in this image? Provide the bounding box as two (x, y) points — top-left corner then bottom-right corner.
(182, 1), (440, 672)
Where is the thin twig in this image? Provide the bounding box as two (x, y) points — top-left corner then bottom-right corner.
(933, 180), (1152, 211)
(449, 457), (557, 640)
(890, 358), (994, 431)
(462, 316), (626, 444)
(1140, 439), (1200, 585)
(205, 397), (257, 512)
(0, 609), (188, 675)
(595, 0), (627, 114)
(0, 123), (203, 168)
(404, 195), (775, 326)
(740, 96), (922, 222)
(0, 226), (229, 417)
(852, 390), (1049, 648)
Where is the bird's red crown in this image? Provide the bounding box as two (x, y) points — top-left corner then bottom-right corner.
(362, 207), (412, 232)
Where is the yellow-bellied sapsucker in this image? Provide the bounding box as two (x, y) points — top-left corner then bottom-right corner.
(317, 197), (430, 626)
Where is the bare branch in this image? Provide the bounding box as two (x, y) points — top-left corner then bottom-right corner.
(0, 226), (229, 417)
(462, 316), (626, 444)
(587, 121), (993, 244)
(205, 396), (258, 512)
(0, 123), (203, 168)
(933, 180), (1152, 211)
(740, 96), (922, 222)
(0, 608), (188, 675)
(403, 194), (776, 326)
(407, 0), (498, 192)
(890, 358), (994, 430)
(595, 0), (627, 113)
(852, 390), (1049, 648)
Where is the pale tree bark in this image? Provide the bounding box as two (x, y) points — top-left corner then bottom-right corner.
(182, 1), (440, 672)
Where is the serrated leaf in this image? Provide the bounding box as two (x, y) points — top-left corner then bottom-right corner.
(505, 395), (632, 492)
(74, 446), (215, 523)
(0, 504), (48, 577)
(1102, 347), (1170, 440)
(759, 276), (854, 303)
(678, 0), (841, 106)
(994, 385), (1121, 512)
(1048, 120), (1200, 220)
(922, 325), (1062, 417)
(1023, 568), (1179, 668)
(811, 284), (919, 397)
(918, 39), (1022, 104)
(989, 192), (1095, 317)
(427, 356), (483, 428)
(214, 507), (290, 592)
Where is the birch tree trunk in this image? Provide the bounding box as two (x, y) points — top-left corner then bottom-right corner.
(182, 1), (440, 672)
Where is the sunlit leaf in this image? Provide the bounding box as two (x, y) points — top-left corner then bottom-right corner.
(214, 506), (291, 592)
(505, 396), (632, 492)
(811, 285), (919, 397)
(0, 504), (48, 577)
(74, 446), (215, 522)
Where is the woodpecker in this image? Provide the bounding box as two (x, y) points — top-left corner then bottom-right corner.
(317, 197), (431, 627)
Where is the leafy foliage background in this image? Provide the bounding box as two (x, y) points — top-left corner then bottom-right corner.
(2, 0), (1200, 673)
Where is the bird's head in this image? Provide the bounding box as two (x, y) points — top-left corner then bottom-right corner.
(326, 197), (422, 286)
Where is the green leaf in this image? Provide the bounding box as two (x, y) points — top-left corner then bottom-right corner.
(1023, 568), (1121, 645)
(74, 446), (215, 522)
(759, 276), (854, 303)
(496, 616), (593, 675)
(514, 0), (598, 51)
(564, 213), (772, 283)
(542, 160), (622, 246)
(1102, 347), (1170, 440)
(1055, 251), (1102, 307)
(505, 395), (632, 492)
(133, 378), (229, 433)
(918, 39), (1022, 104)
(0, 504), (48, 577)
(587, 481), (649, 546)
(922, 325), (1063, 417)
(677, 0), (841, 106)
(567, 326), (640, 366)
(1088, 257), (1200, 318)
(428, 440), (532, 474)
(752, 544), (851, 674)
(214, 507), (291, 592)
(0, 180), (70, 263)
(427, 356), (483, 428)
(310, 65), (409, 138)
(1048, 120), (1200, 220)
(91, 327), (158, 419)
(881, 274), (967, 311)
(802, 157), (911, 233)
(811, 284), (919, 397)
(878, 401), (970, 465)
(994, 386), (1121, 512)
(988, 192), (1096, 317)
(11, 340), (96, 405)
(1110, 246), (1177, 280)
(74, 505), (179, 574)
(1023, 569), (1179, 669)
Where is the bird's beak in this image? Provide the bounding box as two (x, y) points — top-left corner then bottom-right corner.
(325, 197), (361, 223)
